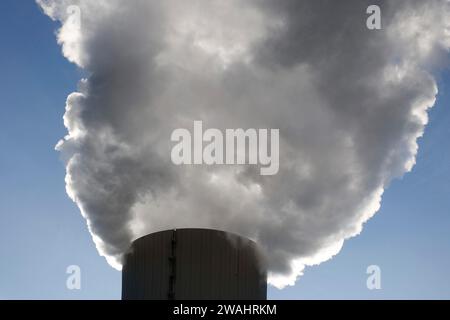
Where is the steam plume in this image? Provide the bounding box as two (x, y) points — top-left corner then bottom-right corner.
(38, 0), (450, 287)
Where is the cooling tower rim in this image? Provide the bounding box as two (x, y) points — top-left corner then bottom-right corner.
(129, 228), (258, 250)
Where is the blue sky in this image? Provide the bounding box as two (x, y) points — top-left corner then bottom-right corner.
(1, 0), (450, 299)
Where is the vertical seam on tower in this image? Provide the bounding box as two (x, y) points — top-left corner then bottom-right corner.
(168, 229), (177, 300)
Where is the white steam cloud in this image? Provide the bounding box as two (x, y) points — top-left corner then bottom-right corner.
(38, 0), (450, 288)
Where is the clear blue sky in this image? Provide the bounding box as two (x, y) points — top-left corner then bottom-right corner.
(1, 0), (450, 299)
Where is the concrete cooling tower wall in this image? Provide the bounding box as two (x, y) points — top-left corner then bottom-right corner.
(122, 228), (267, 300)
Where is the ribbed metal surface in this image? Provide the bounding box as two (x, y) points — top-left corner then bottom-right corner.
(122, 229), (267, 300)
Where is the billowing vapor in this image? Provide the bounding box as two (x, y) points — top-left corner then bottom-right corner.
(38, 0), (450, 288)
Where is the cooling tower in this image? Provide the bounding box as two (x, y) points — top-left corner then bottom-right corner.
(122, 228), (267, 300)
